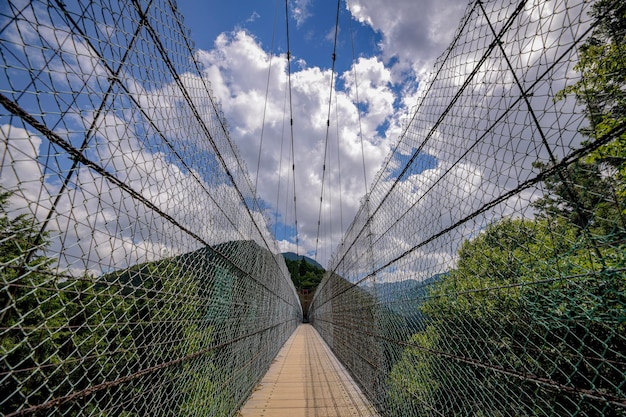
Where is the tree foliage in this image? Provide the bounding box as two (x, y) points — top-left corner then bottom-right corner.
(386, 2), (626, 414)
(284, 257), (324, 290)
(558, 0), (626, 186)
(0, 190), (214, 415)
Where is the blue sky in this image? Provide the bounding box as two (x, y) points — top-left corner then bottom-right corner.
(0, 0), (591, 276)
(173, 0), (469, 264)
(177, 0), (383, 73)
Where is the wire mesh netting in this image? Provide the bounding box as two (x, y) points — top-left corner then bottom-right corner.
(2, 0), (626, 415)
(0, 1), (301, 415)
(310, 0), (626, 416)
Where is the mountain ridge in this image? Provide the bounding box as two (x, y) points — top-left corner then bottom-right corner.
(281, 252), (324, 269)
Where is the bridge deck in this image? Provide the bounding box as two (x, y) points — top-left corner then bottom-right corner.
(239, 324), (378, 417)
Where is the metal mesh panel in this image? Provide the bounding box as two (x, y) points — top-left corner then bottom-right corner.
(310, 0), (626, 415)
(0, 1), (300, 415)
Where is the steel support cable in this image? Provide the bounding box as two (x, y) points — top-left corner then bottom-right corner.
(274, 80), (290, 239)
(274, 80), (289, 240)
(477, 0), (605, 264)
(3, 318), (295, 417)
(346, 0), (369, 195)
(334, 82), (345, 241)
(310, 119), (626, 312)
(0, 0), (152, 325)
(253, 0), (281, 200)
(285, 0), (300, 256)
(314, 315), (626, 409)
(326, 83), (344, 251)
(312, 0), (510, 301)
(314, 0), (341, 260)
(166, 1), (299, 300)
(134, 1), (298, 299)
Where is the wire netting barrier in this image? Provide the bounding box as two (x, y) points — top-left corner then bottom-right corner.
(310, 0), (625, 416)
(0, 1), (301, 415)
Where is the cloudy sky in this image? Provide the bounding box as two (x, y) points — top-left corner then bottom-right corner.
(1, 0), (590, 278)
(175, 0), (469, 264)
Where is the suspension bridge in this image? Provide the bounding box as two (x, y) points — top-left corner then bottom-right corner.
(1, 0), (625, 416)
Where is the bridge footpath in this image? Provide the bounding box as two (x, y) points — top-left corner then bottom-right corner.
(239, 324), (378, 417)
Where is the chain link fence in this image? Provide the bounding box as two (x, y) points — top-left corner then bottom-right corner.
(310, 0), (626, 415)
(0, 1), (301, 415)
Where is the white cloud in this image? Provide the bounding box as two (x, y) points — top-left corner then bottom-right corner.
(292, 0), (312, 27)
(3, 0), (590, 286)
(247, 11), (261, 23)
(196, 30), (396, 265)
(347, 0), (468, 82)
(0, 7), (282, 276)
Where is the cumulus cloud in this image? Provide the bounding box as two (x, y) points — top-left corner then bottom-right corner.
(1, 5), (279, 276)
(196, 30), (397, 264)
(2, 0), (590, 285)
(347, 0), (468, 81)
(323, 0), (593, 285)
(292, 0), (313, 27)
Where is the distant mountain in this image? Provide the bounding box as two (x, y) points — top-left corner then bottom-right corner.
(372, 273), (446, 302)
(369, 273), (448, 331)
(281, 252), (324, 269)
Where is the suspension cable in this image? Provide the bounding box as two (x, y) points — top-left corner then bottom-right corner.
(346, 0), (369, 195)
(274, 80), (289, 239)
(334, 82), (345, 243)
(314, 0), (342, 260)
(285, 0), (300, 256)
(254, 0), (281, 199)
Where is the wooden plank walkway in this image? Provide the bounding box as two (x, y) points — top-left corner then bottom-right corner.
(239, 324), (379, 417)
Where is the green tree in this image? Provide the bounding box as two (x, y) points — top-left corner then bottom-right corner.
(558, 0), (626, 187)
(533, 160), (625, 239)
(1, 191), (63, 412)
(283, 256), (324, 290)
(0, 191), (143, 415)
(0, 190), (215, 415)
(388, 216), (625, 416)
(298, 258), (307, 277)
(386, 326), (441, 417)
(387, 3), (626, 414)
